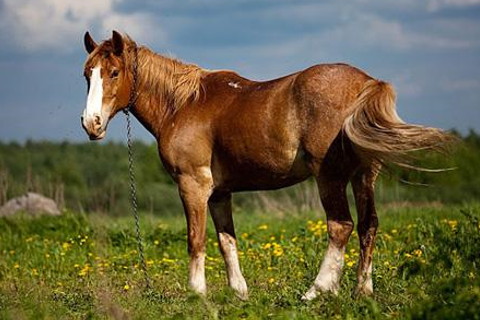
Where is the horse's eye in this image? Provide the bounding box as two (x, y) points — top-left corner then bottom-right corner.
(111, 70), (120, 78)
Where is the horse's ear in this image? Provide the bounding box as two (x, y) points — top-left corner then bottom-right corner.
(112, 30), (124, 56)
(84, 31), (97, 54)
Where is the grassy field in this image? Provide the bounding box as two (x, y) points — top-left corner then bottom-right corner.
(1, 203), (479, 319)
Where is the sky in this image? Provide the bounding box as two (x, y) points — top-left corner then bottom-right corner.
(0, 0), (479, 143)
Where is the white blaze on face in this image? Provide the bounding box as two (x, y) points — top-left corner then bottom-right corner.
(83, 66), (103, 119)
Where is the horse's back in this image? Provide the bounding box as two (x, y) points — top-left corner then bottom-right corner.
(166, 64), (373, 191)
(199, 64), (371, 190)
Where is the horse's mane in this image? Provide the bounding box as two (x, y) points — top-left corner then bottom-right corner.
(123, 36), (205, 111)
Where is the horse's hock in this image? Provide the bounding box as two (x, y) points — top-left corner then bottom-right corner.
(0, 192), (61, 217)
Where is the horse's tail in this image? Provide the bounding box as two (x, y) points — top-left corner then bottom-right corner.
(343, 79), (454, 169)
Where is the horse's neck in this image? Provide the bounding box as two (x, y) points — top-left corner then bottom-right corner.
(129, 48), (203, 139)
(130, 52), (172, 138)
(130, 96), (169, 140)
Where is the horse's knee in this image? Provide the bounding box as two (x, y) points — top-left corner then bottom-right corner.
(327, 220), (354, 247)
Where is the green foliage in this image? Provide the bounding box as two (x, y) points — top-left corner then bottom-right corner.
(408, 208), (480, 319)
(377, 130), (480, 204)
(0, 140), (181, 215)
(0, 206), (479, 319)
(0, 131), (479, 217)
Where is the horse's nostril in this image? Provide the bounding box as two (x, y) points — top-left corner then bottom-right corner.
(94, 115), (102, 126)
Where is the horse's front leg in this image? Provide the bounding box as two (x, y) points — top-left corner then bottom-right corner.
(178, 171), (213, 295)
(208, 192), (248, 300)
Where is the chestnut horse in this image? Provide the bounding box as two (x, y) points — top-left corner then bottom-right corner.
(81, 31), (450, 300)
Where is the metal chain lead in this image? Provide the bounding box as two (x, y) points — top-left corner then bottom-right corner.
(125, 109), (152, 290)
(124, 43), (152, 290)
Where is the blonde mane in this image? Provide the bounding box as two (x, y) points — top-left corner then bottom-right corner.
(123, 37), (205, 111)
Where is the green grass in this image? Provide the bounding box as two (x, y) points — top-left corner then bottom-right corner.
(1, 204), (479, 319)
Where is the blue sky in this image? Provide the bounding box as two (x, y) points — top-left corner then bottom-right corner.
(0, 0), (479, 142)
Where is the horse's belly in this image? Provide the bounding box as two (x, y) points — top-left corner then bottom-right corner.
(213, 147), (311, 192)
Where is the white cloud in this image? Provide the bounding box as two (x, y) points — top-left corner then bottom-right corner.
(101, 12), (166, 44)
(390, 72), (424, 97)
(441, 78), (480, 92)
(427, 0), (480, 11)
(322, 14), (477, 51)
(0, 0), (163, 52)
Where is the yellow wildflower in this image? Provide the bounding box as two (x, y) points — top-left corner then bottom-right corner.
(78, 264), (91, 276)
(346, 261), (355, 268)
(258, 224), (268, 230)
(447, 220), (458, 231)
(273, 248), (283, 257)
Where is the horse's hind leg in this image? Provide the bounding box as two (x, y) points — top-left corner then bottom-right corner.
(351, 164), (380, 296)
(302, 176), (354, 300)
(208, 192), (248, 300)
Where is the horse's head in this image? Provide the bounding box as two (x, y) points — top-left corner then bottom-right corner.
(81, 31), (134, 140)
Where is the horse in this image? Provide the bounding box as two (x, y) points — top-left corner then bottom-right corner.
(81, 31), (451, 300)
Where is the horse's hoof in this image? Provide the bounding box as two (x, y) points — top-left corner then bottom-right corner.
(355, 285), (374, 297)
(301, 287), (319, 301)
(235, 290), (249, 301)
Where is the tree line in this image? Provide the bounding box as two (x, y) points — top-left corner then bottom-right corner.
(0, 130), (479, 215)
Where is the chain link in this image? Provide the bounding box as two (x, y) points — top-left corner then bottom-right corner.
(123, 43), (152, 290)
(125, 109), (152, 290)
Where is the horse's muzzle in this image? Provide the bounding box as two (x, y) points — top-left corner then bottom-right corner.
(81, 114), (106, 140)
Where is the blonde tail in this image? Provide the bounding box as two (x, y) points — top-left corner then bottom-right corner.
(343, 79), (454, 169)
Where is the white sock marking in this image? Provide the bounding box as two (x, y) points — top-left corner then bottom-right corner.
(302, 244), (345, 300)
(357, 260), (373, 295)
(189, 252), (206, 294)
(219, 233), (248, 299)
